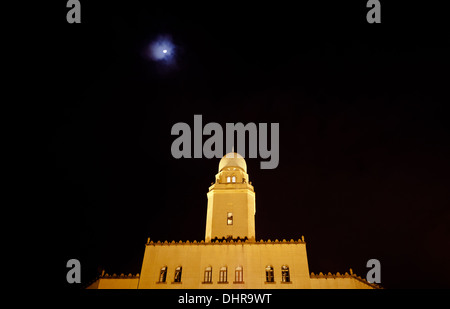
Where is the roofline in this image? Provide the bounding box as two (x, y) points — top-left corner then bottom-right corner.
(145, 238), (306, 246)
(310, 271), (382, 289)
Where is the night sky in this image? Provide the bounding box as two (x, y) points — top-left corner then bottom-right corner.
(43, 1), (449, 289)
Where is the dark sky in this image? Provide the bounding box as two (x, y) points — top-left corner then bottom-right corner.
(43, 1), (449, 289)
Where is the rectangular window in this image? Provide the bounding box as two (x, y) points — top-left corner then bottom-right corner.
(265, 266), (274, 282)
(159, 267), (167, 283)
(174, 266), (182, 283)
(204, 267), (212, 283)
(227, 213), (233, 225)
(219, 267), (227, 283)
(282, 266), (290, 283)
(235, 266), (243, 283)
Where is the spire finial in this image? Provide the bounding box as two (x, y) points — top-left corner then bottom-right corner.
(226, 147), (236, 158)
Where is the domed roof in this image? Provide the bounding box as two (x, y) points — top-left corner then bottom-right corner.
(218, 152), (247, 172)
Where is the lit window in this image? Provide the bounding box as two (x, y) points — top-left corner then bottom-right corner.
(235, 266), (243, 283)
(174, 266), (182, 283)
(232, 176), (236, 183)
(282, 265), (290, 283)
(204, 266), (212, 283)
(265, 265), (274, 282)
(219, 266), (227, 283)
(159, 266), (167, 283)
(227, 213), (233, 225)
(226, 176), (231, 183)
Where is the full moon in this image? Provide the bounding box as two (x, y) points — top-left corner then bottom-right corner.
(148, 35), (175, 61)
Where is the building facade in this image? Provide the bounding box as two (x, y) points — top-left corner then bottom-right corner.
(87, 153), (380, 289)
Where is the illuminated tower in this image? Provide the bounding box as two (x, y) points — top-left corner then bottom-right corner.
(88, 151), (380, 289)
(205, 152), (256, 242)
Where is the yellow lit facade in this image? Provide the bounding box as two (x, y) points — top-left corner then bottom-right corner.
(87, 153), (380, 289)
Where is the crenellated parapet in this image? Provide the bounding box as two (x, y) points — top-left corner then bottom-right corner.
(100, 272), (140, 279)
(310, 269), (382, 289)
(145, 236), (306, 246)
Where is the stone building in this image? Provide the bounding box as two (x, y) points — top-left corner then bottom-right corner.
(87, 153), (380, 289)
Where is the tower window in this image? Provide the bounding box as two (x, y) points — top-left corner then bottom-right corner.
(226, 176), (231, 183)
(227, 212), (233, 225)
(282, 265), (290, 283)
(219, 266), (227, 283)
(235, 266), (243, 283)
(265, 265), (274, 282)
(232, 176), (236, 183)
(174, 266), (182, 283)
(159, 266), (167, 283)
(204, 266), (212, 283)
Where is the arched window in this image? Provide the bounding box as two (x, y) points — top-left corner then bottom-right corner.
(235, 266), (243, 283)
(174, 266), (182, 283)
(231, 176), (236, 183)
(219, 266), (227, 283)
(265, 265), (274, 282)
(226, 176), (231, 183)
(159, 266), (167, 283)
(204, 266), (212, 283)
(282, 265), (290, 283)
(227, 212), (233, 225)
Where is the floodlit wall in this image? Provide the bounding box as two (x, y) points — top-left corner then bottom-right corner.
(138, 239), (311, 289)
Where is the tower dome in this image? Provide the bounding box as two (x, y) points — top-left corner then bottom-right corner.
(218, 152), (247, 172)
